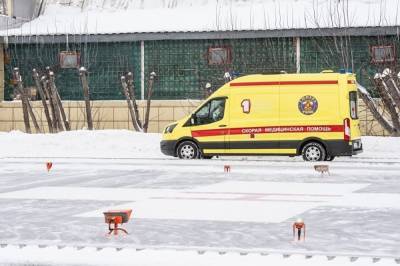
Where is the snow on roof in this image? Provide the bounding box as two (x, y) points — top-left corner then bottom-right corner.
(1, 0), (400, 37)
(0, 15), (27, 31)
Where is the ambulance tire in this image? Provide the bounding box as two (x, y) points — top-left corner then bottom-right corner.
(325, 155), (335, 161)
(199, 149), (213, 159)
(177, 141), (200, 159)
(301, 142), (326, 161)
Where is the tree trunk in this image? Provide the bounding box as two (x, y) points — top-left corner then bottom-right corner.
(48, 73), (70, 131)
(47, 73), (64, 132)
(121, 76), (142, 132)
(143, 72), (156, 133)
(26, 99), (41, 133)
(13, 68), (31, 133)
(385, 77), (400, 111)
(126, 72), (143, 130)
(33, 69), (53, 133)
(16, 82), (32, 134)
(41, 77), (58, 132)
(79, 67), (93, 130)
(377, 79), (400, 132)
(13, 68), (41, 133)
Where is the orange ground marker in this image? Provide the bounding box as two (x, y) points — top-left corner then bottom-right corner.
(46, 162), (53, 172)
(224, 165), (231, 173)
(103, 209), (132, 235)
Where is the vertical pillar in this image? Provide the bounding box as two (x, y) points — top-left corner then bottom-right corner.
(0, 43), (4, 101)
(296, 37), (301, 74)
(6, 0), (13, 16)
(140, 40), (145, 100)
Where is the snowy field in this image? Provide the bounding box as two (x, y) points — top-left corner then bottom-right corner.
(0, 130), (400, 265)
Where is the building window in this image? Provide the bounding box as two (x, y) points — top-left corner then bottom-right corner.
(59, 51), (80, 68)
(208, 47), (231, 65)
(371, 45), (396, 64)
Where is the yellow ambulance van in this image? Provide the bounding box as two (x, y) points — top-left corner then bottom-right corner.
(160, 71), (363, 161)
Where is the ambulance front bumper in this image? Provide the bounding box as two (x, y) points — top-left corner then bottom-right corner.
(160, 140), (177, 157)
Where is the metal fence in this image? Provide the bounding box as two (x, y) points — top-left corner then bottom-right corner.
(4, 35), (400, 101)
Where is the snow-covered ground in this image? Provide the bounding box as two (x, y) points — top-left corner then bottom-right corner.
(0, 129), (399, 160)
(0, 130), (162, 159)
(0, 130), (400, 265)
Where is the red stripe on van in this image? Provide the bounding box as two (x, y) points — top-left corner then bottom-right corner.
(230, 80), (338, 87)
(191, 125), (344, 137)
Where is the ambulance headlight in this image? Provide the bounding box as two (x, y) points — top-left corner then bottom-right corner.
(164, 123), (177, 134)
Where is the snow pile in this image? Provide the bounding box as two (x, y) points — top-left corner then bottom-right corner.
(0, 130), (399, 159)
(0, 244), (397, 266)
(1, 0), (399, 36)
(360, 136), (400, 159)
(0, 130), (164, 159)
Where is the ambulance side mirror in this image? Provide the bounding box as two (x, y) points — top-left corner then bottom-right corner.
(190, 114), (196, 125)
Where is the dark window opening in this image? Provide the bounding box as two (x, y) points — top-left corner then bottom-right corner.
(371, 45), (395, 64)
(208, 47), (232, 65)
(59, 51), (80, 68)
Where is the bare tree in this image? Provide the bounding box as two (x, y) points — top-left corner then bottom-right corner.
(48, 70), (71, 131)
(357, 68), (400, 136)
(13, 68), (31, 133)
(121, 74), (142, 132)
(79, 67), (93, 130)
(33, 69), (53, 133)
(126, 72), (143, 130)
(121, 71), (156, 133)
(143, 72), (157, 132)
(13, 68), (41, 133)
(41, 76), (58, 132)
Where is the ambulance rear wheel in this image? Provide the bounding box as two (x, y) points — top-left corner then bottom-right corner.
(177, 141), (199, 159)
(301, 142), (326, 161)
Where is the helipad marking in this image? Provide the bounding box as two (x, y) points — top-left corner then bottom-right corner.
(0, 181), (377, 223)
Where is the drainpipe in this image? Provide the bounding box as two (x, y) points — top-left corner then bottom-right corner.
(140, 40), (145, 100)
(296, 37), (301, 73)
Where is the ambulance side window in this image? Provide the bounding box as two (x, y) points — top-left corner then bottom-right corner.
(192, 98), (226, 125)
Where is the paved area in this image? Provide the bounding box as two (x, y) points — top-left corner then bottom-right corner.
(0, 157), (399, 257)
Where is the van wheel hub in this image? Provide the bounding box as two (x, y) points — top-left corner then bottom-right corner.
(305, 147), (321, 161)
(176, 141), (201, 159)
(180, 145), (194, 158)
(301, 142), (326, 161)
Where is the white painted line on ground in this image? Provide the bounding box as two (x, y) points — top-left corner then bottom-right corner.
(5, 181), (398, 223)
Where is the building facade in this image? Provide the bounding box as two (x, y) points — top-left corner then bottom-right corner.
(2, 30), (400, 102)
(0, 0), (399, 135)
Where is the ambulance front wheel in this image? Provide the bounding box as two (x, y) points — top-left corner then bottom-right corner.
(177, 141), (200, 159)
(301, 142), (326, 161)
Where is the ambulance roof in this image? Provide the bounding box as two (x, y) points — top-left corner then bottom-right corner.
(228, 72), (347, 84)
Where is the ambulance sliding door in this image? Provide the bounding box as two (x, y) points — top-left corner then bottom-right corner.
(227, 85), (280, 154)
